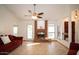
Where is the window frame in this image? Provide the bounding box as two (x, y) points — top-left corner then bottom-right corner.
(13, 25), (18, 36)
(48, 24), (55, 39)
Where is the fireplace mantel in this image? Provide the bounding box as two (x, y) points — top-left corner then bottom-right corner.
(34, 20), (48, 42)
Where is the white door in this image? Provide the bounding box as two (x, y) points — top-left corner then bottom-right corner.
(27, 25), (33, 40)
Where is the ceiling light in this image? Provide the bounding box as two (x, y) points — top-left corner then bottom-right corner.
(25, 4), (44, 19)
(74, 9), (79, 19)
(32, 16), (38, 20)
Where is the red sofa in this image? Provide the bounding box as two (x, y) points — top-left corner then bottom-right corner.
(67, 42), (79, 55)
(0, 35), (23, 55)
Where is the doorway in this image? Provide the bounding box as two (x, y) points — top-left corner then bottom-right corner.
(27, 25), (33, 41)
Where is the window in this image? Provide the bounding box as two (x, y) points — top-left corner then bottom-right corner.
(37, 20), (45, 29)
(13, 25), (18, 36)
(27, 25), (33, 39)
(48, 24), (55, 39)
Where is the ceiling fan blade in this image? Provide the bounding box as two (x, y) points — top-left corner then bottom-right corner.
(25, 15), (31, 16)
(37, 16), (42, 18)
(38, 12), (44, 15)
(28, 10), (32, 13)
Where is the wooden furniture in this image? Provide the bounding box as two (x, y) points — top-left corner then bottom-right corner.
(34, 20), (49, 42)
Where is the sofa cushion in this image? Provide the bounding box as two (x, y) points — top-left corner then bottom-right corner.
(8, 35), (16, 41)
(0, 35), (4, 45)
(1, 36), (11, 45)
(0, 38), (4, 45)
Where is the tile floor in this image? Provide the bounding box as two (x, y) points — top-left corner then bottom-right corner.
(9, 41), (68, 55)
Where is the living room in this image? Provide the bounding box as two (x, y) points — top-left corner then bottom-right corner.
(0, 4), (79, 55)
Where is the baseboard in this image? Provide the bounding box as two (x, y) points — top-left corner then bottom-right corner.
(57, 39), (70, 49)
(57, 40), (69, 49)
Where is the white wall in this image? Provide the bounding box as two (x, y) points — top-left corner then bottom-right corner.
(18, 20), (34, 40)
(0, 5), (19, 35)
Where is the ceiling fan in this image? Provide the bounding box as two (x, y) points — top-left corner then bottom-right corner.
(25, 4), (44, 19)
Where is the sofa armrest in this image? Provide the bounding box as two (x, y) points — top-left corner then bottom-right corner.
(8, 35), (23, 40)
(15, 36), (23, 40)
(13, 36), (23, 45)
(67, 42), (79, 55)
(69, 42), (79, 50)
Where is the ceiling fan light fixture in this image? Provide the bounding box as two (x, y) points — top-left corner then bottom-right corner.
(33, 12), (37, 16)
(26, 4), (44, 20)
(32, 15), (38, 20)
